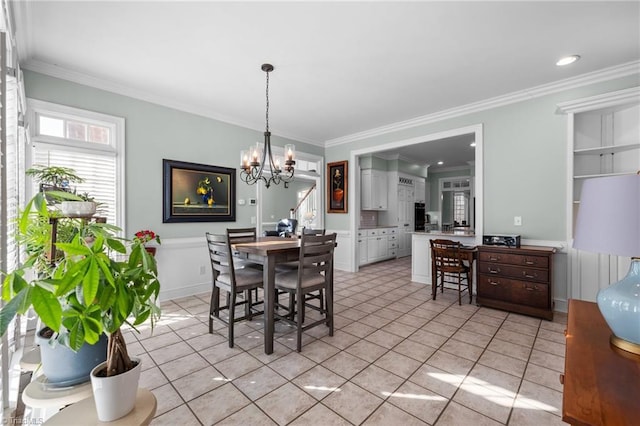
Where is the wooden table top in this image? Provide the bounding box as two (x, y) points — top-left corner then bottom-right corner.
(563, 299), (640, 426)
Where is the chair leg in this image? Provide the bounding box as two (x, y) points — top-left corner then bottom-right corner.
(326, 284), (334, 336)
(246, 289), (252, 320)
(296, 290), (304, 352)
(288, 292), (295, 321)
(467, 271), (472, 303)
(458, 272), (462, 306)
(228, 291), (236, 348)
(210, 285), (220, 334)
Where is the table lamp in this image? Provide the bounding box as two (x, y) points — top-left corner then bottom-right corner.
(573, 173), (640, 355)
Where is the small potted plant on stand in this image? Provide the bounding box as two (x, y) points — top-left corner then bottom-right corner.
(0, 195), (161, 421)
(133, 229), (161, 256)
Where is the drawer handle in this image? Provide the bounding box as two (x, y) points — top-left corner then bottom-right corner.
(524, 259), (535, 265)
(489, 256), (500, 261)
(559, 374), (564, 385)
(522, 272), (538, 279)
(489, 268), (501, 274)
(489, 281), (500, 286)
(525, 285), (538, 291)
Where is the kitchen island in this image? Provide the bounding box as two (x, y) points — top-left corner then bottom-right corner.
(411, 231), (479, 284)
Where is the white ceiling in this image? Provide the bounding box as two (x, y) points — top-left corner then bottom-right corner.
(11, 1), (640, 168)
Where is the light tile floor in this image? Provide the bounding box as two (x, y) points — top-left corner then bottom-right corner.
(126, 256), (568, 425)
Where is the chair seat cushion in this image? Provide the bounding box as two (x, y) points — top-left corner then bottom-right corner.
(217, 268), (263, 290)
(275, 270), (325, 290)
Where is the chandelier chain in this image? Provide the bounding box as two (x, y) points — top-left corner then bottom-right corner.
(265, 69), (270, 133)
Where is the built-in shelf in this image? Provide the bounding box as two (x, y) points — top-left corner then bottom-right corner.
(573, 171), (637, 180)
(573, 142), (640, 156)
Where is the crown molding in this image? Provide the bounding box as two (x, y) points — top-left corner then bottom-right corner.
(556, 85), (640, 114)
(22, 59), (323, 147)
(325, 60), (640, 147)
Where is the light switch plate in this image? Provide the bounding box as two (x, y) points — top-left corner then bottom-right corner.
(514, 216), (522, 226)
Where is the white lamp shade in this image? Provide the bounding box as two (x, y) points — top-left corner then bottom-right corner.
(573, 174), (640, 257)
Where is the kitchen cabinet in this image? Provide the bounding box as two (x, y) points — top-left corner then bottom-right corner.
(361, 169), (388, 210)
(414, 179), (426, 203)
(357, 231), (368, 265)
(359, 227), (397, 265)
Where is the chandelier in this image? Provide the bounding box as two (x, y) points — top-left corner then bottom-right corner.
(240, 64), (295, 188)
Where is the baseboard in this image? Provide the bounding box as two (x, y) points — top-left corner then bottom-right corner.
(160, 281), (210, 301)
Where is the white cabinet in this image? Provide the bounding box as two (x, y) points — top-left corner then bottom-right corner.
(358, 227), (398, 265)
(558, 88), (639, 302)
(357, 230), (368, 265)
(414, 179), (426, 203)
(397, 185), (414, 257)
(361, 169), (388, 210)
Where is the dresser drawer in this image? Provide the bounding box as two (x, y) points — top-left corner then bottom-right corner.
(478, 274), (549, 309)
(478, 263), (549, 283)
(478, 251), (549, 268)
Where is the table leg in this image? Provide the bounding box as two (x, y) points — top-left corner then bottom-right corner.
(263, 255), (276, 354)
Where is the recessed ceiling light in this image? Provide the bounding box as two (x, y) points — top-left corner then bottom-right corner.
(556, 55), (581, 66)
(470, 142), (476, 147)
(437, 161), (444, 165)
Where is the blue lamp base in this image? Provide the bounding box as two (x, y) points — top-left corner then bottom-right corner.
(596, 258), (640, 356)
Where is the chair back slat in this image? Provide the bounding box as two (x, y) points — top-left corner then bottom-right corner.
(206, 232), (236, 287)
(297, 233), (336, 285)
(430, 239), (465, 272)
(226, 227), (258, 244)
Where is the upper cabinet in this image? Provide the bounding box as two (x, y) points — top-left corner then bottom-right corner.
(414, 179), (426, 203)
(361, 169), (388, 210)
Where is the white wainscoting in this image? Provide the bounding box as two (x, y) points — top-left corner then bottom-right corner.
(330, 230), (353, 272)
(155, 237), (211, 302)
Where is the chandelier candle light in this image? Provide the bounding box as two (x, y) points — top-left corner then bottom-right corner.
(240, 64), (295, 188)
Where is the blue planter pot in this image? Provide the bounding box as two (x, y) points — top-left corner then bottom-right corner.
(36, 327), (108, 386)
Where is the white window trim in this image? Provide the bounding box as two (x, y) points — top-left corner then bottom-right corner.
(26, 98), (126, 233)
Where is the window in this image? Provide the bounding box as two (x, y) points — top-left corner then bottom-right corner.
(27, 100), (125, 231)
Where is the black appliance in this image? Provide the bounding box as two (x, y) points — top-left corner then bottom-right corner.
(482, 234), (521, 248)
(415, 203), (425, 231)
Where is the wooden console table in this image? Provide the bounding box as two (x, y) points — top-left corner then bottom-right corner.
(562, 299), (640, 425)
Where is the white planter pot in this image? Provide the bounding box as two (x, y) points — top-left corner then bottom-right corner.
(90, 357), (141, 422)
(60, 201), (96, 217)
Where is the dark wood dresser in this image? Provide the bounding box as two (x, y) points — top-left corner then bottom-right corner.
(562, 300), (640, 425)
(476, 245), (556, 320)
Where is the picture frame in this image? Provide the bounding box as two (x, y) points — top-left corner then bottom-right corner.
(327, 160), (348, 213)
(163, 159), (236, 223)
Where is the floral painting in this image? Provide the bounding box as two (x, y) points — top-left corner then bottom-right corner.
(163, 159), (236, 222)
(327, 160), (348, 213)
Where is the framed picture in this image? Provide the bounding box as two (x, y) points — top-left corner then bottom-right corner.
(163, 159), (236, 223)
(327, 160), (348, 213)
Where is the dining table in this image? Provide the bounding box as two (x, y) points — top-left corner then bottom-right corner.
(232, 237), (304, 354)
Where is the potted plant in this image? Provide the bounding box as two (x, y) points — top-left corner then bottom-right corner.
(133, 229), (161, 256)
(26, 164), (84, 200)
(0, 194), (161, 421)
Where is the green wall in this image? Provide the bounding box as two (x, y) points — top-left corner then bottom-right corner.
(325, 74), (640, 240)
(24, 69), (640, 242)
(24, 70), (323, 238)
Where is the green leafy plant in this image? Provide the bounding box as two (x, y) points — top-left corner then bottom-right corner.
(0, 194), (161, 377)
(26, 164), (84, 189)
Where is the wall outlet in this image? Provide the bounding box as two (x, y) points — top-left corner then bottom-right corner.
(199, 265), (206, 275)
(514, 216), (522, 226)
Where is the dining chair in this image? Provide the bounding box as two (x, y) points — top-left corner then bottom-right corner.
(430, 239), (472, 305)
(274, 233), (336, 352)
(205, 232), (264, 347)
(302, 227), (326, 236)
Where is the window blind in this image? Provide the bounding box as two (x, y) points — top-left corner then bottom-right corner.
(32, 146), (117, 226)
